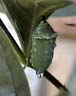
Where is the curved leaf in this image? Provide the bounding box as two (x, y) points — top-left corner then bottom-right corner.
(1, 0), (73, 57)
(0, 26), (31, 96)
(0, 18), (27, 66)
(56, 89), (69, 96)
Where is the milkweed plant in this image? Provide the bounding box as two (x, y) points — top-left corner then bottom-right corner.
(0, 0), (75, 96)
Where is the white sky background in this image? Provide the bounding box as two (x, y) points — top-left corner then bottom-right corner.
(0, 12), (42, 96)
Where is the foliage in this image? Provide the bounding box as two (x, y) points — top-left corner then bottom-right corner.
(56, 89), (69, 96)
(0, 27), (31, 96)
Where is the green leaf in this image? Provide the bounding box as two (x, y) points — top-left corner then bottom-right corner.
(56, 89), (69, 96)
(1, 0), (73, 58)
(0, 27), (31, 96)
(0, 18), (27, 66)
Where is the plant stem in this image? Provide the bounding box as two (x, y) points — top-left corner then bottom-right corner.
(44, 70), (69, 92)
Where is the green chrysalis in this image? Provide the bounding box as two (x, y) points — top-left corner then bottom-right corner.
(31, 21), (57, 74)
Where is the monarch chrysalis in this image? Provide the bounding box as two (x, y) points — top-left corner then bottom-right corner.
(0, 18), (68, 92)
(31, 21), (57, 74)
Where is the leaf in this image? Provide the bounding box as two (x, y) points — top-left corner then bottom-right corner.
(0, 26), (31, 96)
(56, 89), (69, 96)
(0, 18), (27, 66)
(1, 0), (73, 58)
